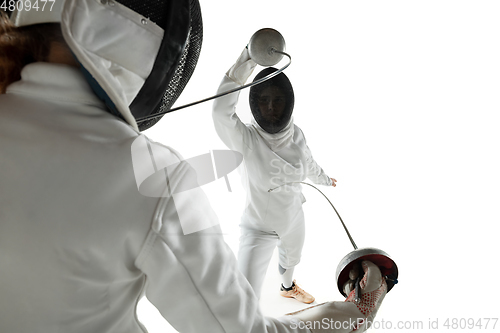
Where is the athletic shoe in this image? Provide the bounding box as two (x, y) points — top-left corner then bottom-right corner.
(279, 280), (315, 304)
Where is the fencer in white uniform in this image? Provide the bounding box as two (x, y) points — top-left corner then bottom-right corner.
(1, 3), (304, 332)
(1, 2), (388, 333)
(213, 48), (336, 302)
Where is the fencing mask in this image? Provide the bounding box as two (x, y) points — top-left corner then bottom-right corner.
(61, 0), (202, 131)
(249, 67), (294, 134)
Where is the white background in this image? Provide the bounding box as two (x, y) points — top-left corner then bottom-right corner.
(140, 1), (500, 332)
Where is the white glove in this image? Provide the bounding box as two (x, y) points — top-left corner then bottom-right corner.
(226, 47), (257, 86)
(287, 261), (387, 333)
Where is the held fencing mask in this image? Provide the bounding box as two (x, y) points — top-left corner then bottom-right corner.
(61, 0), (202, 131)
(249, 67), (294, 134)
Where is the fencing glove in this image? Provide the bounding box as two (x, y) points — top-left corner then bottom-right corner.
(287, 261), (387, 333)
(226, 47), (257, 86)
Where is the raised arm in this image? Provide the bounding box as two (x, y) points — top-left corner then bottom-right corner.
(212, 48), (258, 152)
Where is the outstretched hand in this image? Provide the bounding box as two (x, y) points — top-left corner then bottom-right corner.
(331, 178), (337, 187)
(286, 260), (387, 333)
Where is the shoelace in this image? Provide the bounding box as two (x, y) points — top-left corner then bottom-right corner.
(291, 285), (306, 297)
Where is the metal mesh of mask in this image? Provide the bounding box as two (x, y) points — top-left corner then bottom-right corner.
(116, 0), (203, 131)
(249, 67), (294, 134)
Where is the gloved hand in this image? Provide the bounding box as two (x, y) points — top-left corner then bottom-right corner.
(287, 261), (387, 333)
(226, 47), (257, 86)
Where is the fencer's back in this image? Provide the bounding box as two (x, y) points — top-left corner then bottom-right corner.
(0, 63), (158, 332)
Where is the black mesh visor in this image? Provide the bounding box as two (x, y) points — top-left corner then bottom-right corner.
(249, 67), (294, 134)
(118, 0), (203, 131)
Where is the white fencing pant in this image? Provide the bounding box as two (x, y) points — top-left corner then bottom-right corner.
(238, 220), (305, 299)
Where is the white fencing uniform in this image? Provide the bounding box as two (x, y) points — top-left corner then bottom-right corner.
(0, 63), (311, 333)
(213, 75), (333, 297)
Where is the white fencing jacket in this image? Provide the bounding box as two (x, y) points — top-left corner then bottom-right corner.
(0, 63), (309, 333)
(212, 75), (332, 237)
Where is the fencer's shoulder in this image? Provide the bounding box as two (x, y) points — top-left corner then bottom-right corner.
(132, 134), (184, 164)
(130, 133), (201, 203)
(293, 124), (306, 140)
(293, 123), (303, 133)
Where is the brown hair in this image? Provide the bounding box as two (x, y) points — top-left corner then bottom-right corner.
(0, 11), (65, 93)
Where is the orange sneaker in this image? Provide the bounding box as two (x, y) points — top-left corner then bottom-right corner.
(279, 280), (315, 304)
